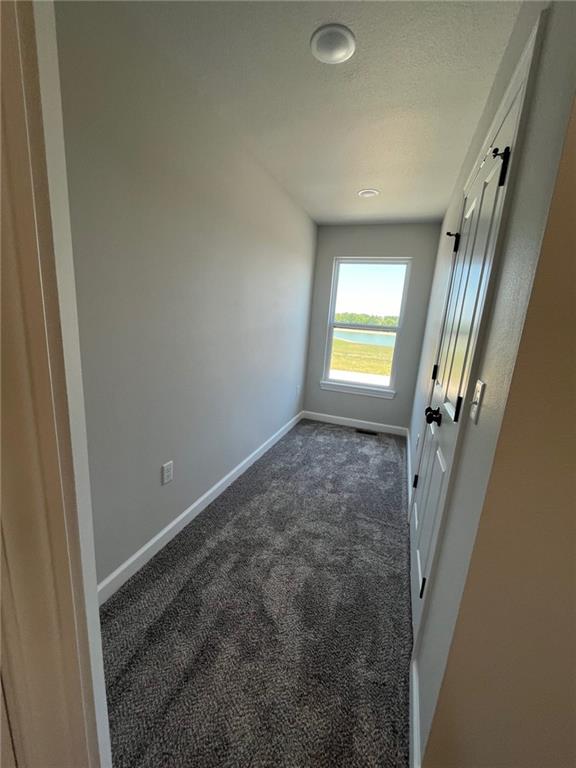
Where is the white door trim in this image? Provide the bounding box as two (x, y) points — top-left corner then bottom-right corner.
(410, 661), (422, 768)
(2, 2), (104, 763)
(32, 2), (113, 764)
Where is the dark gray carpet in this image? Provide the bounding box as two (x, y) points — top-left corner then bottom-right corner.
(100, 419), (412, 768)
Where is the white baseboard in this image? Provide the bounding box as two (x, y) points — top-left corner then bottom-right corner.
(301, 410), (408, 438)
(407, 429), (413, 507)
(97, 411), (303, 604)
(410, 659), (422, 768)
(98, 409), (408, 603)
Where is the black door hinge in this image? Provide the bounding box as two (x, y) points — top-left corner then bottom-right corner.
(446, 231), (460, 253)
(419, 577), (427, 599)
(492, 146), (511, 186)
(431, 363), (438, 381)
(412, 474), (419, 489)
(454, 395), (464, 423)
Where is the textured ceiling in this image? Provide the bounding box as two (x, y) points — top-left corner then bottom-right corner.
(82, 1), (522, 223)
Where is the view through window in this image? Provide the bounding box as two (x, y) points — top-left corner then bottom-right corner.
(326, 260), (409, 389)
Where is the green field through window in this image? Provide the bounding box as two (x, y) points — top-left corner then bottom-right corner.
(330, 332), (395, 381)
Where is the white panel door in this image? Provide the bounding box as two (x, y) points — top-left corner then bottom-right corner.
(410, 87), (524, 641)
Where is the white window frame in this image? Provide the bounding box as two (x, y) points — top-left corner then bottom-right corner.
(320, 257), (412, 399)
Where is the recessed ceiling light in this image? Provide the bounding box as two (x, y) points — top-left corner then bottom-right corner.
(310, 24), (356, 64)
(358, 188), (380, 198)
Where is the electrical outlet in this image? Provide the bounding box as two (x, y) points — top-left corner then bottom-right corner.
(161, 460), (174, 485)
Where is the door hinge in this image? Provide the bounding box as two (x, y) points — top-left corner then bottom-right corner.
(454, 395), (464, 423)
(419, 577), (427, 599)
(492, 145), (511, 186)
(446, 231), (460, 252)
(431, 363), (438, 381)
(412, 474), (419, 489)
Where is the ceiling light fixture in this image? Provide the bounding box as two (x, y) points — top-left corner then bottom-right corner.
(310, 24), (356, 64)
(358, 188), (380, 198)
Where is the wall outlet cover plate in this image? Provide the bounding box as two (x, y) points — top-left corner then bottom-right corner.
(161, 460), (174, 485)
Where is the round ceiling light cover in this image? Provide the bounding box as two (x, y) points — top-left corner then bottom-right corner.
(358, 188), (380, 198)
(310, 24), (356, 64)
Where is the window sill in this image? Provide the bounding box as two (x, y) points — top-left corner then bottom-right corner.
(320, 380), (396, 399)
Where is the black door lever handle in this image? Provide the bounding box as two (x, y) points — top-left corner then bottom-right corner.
(425, 407), (442, 426)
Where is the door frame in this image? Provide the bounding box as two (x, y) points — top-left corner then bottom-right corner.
(410, 18), (542, 656)
(1, 2), (112, 765)
(32, 2), (114, 763)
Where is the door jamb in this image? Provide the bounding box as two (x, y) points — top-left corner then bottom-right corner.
(3, 2), (113, 765)
(32, 2), (113, 763)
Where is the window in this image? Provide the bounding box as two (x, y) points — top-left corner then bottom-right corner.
(321, 258), (410, 397)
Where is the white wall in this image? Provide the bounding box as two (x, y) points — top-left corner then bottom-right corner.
(411, 0), (576, 758)
(55, 3), (316, 582)
(304, 224), (440, 427)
